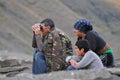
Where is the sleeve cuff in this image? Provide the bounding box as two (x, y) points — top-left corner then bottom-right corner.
(66, 56), (72, 63)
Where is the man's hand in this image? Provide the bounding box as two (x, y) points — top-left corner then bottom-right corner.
(32, 23), (41, 35)
(70, 59), (77, 68)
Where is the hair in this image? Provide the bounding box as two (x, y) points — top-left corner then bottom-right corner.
(41, 18), (55, 30)
(75, 39), (90, 53)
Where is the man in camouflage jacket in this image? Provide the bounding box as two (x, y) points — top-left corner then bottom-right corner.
(32, 18), (73, 74)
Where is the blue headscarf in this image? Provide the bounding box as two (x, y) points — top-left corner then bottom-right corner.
(74, 19), (93, 33)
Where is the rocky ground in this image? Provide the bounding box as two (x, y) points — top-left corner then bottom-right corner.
(0, 0), (120, 80)
(0, 56), (120, 80)
(0, 51), (120, 80)
(0, 0), (120, 58)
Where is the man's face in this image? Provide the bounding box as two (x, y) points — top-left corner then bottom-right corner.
(73, 29), (83, 37)
(40, 23), (50, 35)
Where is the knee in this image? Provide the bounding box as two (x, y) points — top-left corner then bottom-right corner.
(34, 52), (45, 61)
(67, 65), (75, 71)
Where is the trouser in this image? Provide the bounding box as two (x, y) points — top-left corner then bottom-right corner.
(67, 65), (76, 71)
(99, 52), (115, 68)
(32, 48), (46, 74)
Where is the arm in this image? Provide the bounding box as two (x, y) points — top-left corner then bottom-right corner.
(75, 52), (95, 69)
(35, 34), (43, 51)
(58, 32), (73, 57)
(65, 36), (73, 55)
(86, 31), (106, 53)
(32, 32), (37, 48)
(66, 55), (82, 63)
(32, 23), (44, 51)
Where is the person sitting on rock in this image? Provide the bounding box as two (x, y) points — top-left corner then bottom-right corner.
(73, 19), (115, 67)
(66, 39), (104, 70)
(32, 18), (73, 74)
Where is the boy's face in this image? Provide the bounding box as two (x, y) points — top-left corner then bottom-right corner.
(75, 46), (84, 56)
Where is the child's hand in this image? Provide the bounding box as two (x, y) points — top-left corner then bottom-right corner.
(70, 59), (77, 68)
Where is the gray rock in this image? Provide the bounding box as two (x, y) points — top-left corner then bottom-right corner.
(0, 59), (20, 68)
(1, 68), (120, 80)
(0, 73), (35, 80)
(35, 68), (112, 80)
(0, 66), (29, 77)
(0, 57), (32, 78)
(0, 74), (6, 78)
(107, 68), (120, 76)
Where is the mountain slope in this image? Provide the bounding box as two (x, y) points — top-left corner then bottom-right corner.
(0, 0), (79, 54)
(0, 0), (120, 60)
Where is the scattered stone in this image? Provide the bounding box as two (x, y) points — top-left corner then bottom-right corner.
(107, 68), (120, 76)
(0, 66), (29, 74)
(0, 74), (6, 78)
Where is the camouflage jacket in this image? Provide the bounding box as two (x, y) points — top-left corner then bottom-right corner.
(35, 29), (73, 72)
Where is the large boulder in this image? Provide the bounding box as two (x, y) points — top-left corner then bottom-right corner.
(0, 58), (32, 78)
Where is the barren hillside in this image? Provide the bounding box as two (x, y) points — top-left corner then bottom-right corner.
(0, 0), (120, 60)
